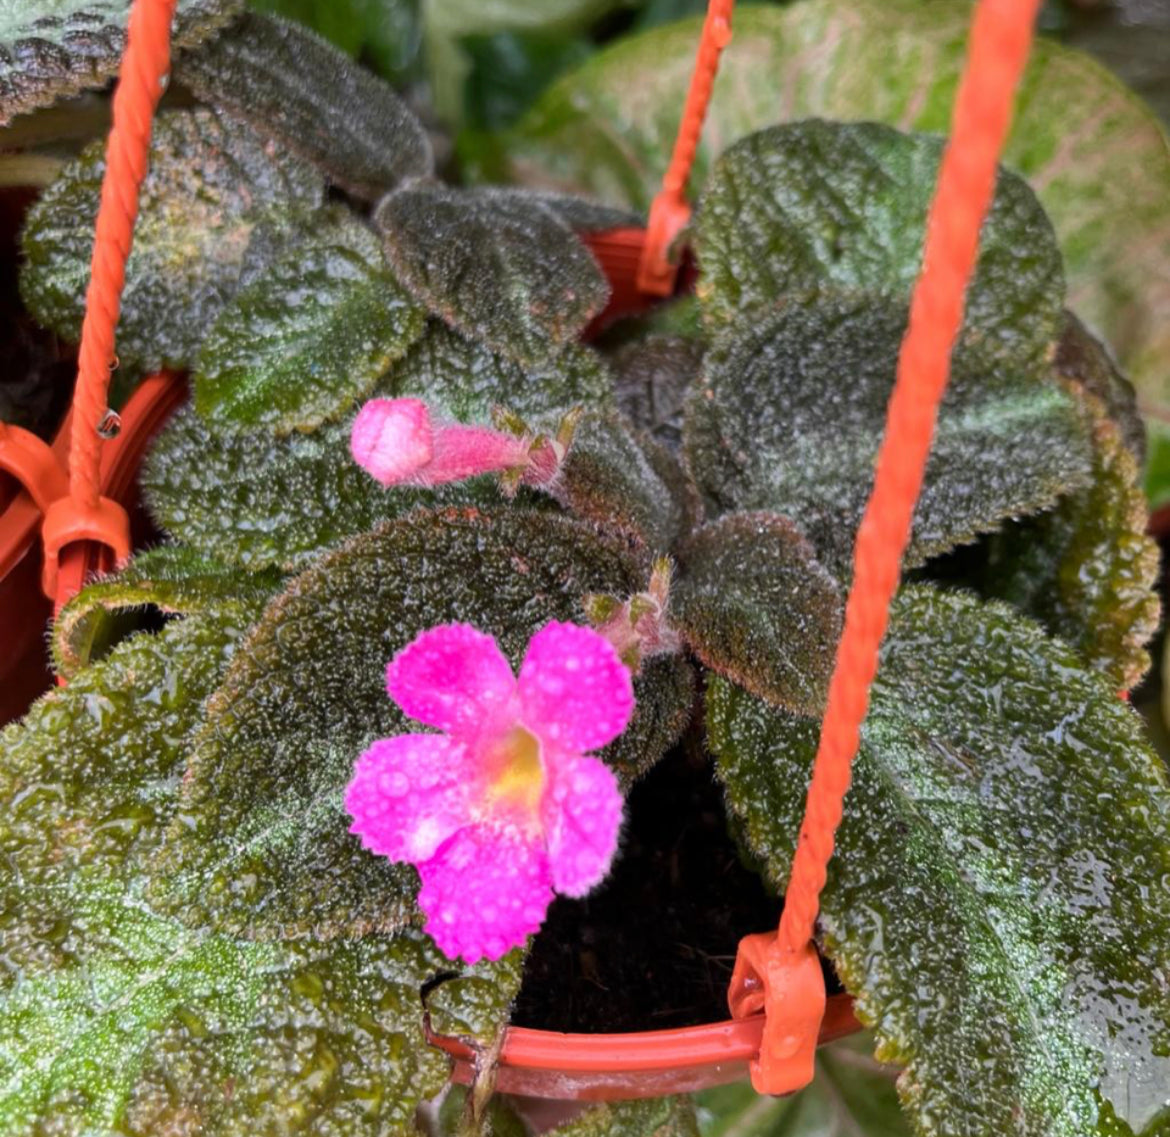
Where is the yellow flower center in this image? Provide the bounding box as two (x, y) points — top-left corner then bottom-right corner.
(486, 725), (544, 813)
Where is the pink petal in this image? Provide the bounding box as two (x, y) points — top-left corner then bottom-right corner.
(541, 755), (623, 897)
(351, 398), (433, 485)
(344, 734), (478, 864)
(387, 624), (516, 739)
(417, 824), (553, 963)
(517, 622), (634, 753)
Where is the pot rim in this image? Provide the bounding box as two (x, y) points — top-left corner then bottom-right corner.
(434, 993), (860, 1072)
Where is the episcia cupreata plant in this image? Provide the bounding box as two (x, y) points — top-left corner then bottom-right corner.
(2, 5), (1169, 1136)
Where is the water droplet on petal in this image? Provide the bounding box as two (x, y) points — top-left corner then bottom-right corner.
(380, 771), (410, 797)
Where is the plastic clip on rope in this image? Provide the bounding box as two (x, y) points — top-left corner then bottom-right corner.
(725, 0), (1046, 1096)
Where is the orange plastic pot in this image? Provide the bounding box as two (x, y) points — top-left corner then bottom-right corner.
(0, 228), (861, 1096)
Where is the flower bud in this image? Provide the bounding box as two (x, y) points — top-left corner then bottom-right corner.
(351, 397), (574, 491)
(350, 398), (434, 486)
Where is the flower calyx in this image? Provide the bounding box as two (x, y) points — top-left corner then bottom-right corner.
(491, 404), (582, 496)
(584, 556), (680, 673)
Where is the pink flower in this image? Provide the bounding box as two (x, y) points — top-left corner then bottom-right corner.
(344, 622), (634, 963)
(350, 398), (561, 489)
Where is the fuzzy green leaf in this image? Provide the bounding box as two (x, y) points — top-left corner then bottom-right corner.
(193, 210), (426, 434)
(20, 106), (324, 370)
(175, 11), (432, 200)
(697, 1034), (909, 1137)
(0, 876), (278, 1136)
(612, 334), (703, 452)
(693, 120), (1063, 366)
(0, 875), (471, 1136)
(707, 585), (1170, 1137)
(489, 0), (1170, 502)
(51, 544), (283, 679)
(245, 0), (423, 87)
(674, 512), (843, 716)
(0, 0), (241, 125)
(392, 318), (612, 421)
(683, 294), (1093, 576)
(976, 389), (1160, 693)
(558, 410), (693, 552)
(151, 506), (694, 940)
(546, 1096), (700, 1137)
(375, 185), (610, 365)
(144, 323), (610, 570)
(115, 929), (472, 1137)
(1054, 312), (1146, 465)
(1, 609), (257, 890)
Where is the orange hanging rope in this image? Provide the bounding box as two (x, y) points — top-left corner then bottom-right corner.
(70, 0), (176, 507)
(40, 0), (177, 601)
(637, 0), (734, 296)
(776, 0), (1045, 954)
(730, 0), (1045, 1095)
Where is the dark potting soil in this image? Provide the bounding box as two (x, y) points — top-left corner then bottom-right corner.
(512, 745), (819, 1033)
